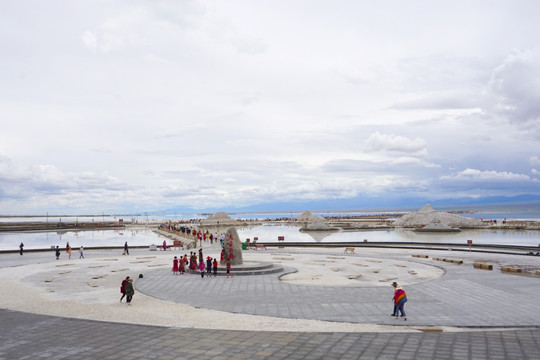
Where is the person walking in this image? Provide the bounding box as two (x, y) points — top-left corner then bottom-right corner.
(392, 282), (407, 320)
(124, 242), (129, 255)
(120, 276), (129, 302)
(125, 277), (135, 304)
(19, 242), (24, 255)
(55, 246), (60, 260)
(79, 246), (84, 259)
(66, 242), (72, 259)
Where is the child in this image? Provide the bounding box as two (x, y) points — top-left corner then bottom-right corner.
(226, 259), (232, 278)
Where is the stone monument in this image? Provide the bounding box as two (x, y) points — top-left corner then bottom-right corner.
(221, 227), (244, 265)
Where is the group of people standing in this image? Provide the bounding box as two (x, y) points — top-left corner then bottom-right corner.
(158, 224), (229, 249)
(171, 250), (224, 278)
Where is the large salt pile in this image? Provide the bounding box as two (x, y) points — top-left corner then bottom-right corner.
(297, 211), (337, 231)
(300, 220), (338, 231)
(393, 204), (482, 228)
(201, 212), (235, 225)
(296, 211), (325, 223)
(415, 220), (461, 232)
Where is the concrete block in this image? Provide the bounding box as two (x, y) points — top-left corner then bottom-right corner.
(473, 262), (493, 270)
(419, 327), (443, 333)
(501, 266), (522, 273)
(445, 259), (463, 265)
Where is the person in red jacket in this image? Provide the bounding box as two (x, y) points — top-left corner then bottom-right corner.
(120, 276), (129, 302)
(392, 282), (407, 320)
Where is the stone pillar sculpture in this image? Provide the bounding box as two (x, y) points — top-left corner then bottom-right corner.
(221, 227), (243, 265)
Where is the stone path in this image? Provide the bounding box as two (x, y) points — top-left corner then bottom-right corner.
(1, 309), (540, 359)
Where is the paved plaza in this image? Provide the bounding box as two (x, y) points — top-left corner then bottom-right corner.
(1, 247), (540, 359)
(1, 309), (539, 359)
(136, 249), (540, 328)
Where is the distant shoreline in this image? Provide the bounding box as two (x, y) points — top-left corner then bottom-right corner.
(2, 215), (540, 233)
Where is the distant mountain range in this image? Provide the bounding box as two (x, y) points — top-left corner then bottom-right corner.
(160, 194), (540, 215)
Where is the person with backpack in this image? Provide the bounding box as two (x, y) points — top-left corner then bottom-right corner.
(125, 277), (135, 304)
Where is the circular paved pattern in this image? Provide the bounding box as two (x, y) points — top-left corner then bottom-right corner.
(136, 249), (540, 327)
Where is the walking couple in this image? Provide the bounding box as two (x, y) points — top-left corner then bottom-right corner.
(120, 276), (135, 305)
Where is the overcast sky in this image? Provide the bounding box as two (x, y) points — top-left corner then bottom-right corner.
(1, 1), (540, 215)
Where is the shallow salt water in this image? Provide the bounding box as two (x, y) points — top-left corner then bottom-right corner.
(0, 228), (161, 251)
(1, 225), (540, 251)
(237, 225), (540, 247)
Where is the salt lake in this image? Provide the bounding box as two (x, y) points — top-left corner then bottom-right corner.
(1, 225), (540, 251)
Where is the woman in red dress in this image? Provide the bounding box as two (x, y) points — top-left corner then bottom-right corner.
(179, 255), (186, 274)
(172, 256), (179, 274)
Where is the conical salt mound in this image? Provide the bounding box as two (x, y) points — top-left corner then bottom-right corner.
(297, 211), (325, 222)
(393, 204), (482, 228)
(201, 212), (234, 225)
(417, 204), (435, 213)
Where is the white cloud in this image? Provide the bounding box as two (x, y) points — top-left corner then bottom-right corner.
(390, 157), (422, 166)
(229, 35), (266, 55)
(487, 49), (540, 136)
(364, 132), (427, 156)
(2, 2), (540, 213)
(441, 168), (531, 182)
(530, 156), (540, 166)
(0, 156), (129, 210)
(81, 31), (98, 52)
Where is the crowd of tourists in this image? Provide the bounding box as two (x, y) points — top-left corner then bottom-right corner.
(169, 245), (233, 279)
(158, 223), (232, 248)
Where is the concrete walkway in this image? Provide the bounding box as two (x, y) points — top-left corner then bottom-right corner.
(1, 309), (539, 359)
